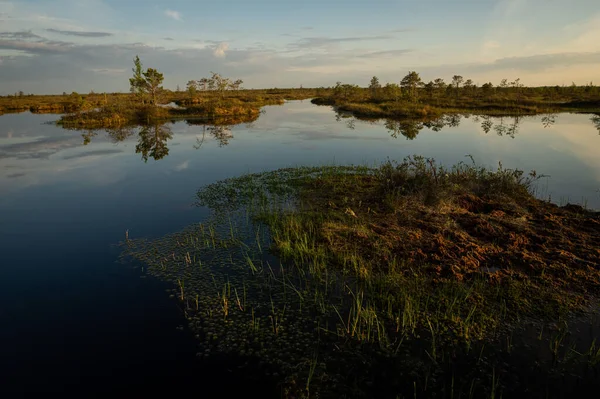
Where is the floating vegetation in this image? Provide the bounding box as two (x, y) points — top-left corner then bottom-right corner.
(120, 158), (600, 398)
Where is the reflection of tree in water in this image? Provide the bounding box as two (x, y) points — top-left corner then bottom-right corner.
(335, 112), (358, 130)
(384, 115), (463, 139)
(210, 125), (234, 147)
(108, 126), (136, 143)
(479, 114), (560, 138)
(541, 113), (556, 128)
(493, 117), (509, 137)
(422, 118), (446, 132)
(380, 113), (571, 140)
(78, 124), (172, 161)
(81, 126), (137, 146)
(446, 114), (462, 128)
(191, 123), (234, 149)
(385, 119), (423, 140)
(335, 112), (353, 123)
(135, 123), (173, 162)
(334, 111), (383, 131)
(483, 116), (521, 138)
(479, 116), (494, 134)
(423, 114), (462, 131)
(82, 130), (98, 145)
(591, 115), (600, 135)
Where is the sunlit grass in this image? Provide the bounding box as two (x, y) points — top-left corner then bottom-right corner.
(119, 156), (600, 398)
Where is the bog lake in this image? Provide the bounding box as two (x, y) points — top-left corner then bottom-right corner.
(1, 100), (599, 396)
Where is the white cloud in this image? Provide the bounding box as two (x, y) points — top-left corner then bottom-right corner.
(556, 14), (600, 53)
(165, 9), (182, 21)
(213, 42), (229, 58)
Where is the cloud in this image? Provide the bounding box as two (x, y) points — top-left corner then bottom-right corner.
(412, 51), (600, 86)
(46, 28), (113, 38)
(213, 42), (229, 58)
(483, 41), (500, 50)
(357, 49), (413, 58)
(494, 52), (600, 71)
(164, 37), (174, 41)
(165, 9), (182, 21)
(1, 18), (598, 95)
(0, 31), (43, 39)
(0, 39), (73, 54)
(467, 51), (600, 74)
(90, 68), (127, 75)
(0, 33), (158, 59)
(288, 35), (392, 51)
(388, 28), (414, 33)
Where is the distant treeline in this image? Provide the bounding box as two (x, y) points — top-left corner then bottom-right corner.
(308, 72), (600, 119)
(1, 61), (599, 121)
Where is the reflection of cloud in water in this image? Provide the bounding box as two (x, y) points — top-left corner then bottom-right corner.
(292, 129), (388, 141)
(283, 105), (332, 115)
(298, 144), (319, 151)
(531, 116), (600, 181)
(62, 149), (123, 160)
(1, 102), (600, 208)
(0, 135), (81, 160)
(174, 160), (190, 171)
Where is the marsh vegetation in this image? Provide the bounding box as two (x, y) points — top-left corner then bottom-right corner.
(312, 73), (600, 120)
(121, 157), (600, 398)
(2, 59), (599, 131)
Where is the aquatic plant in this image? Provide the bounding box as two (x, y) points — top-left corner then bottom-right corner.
(120, 157), (600, 398)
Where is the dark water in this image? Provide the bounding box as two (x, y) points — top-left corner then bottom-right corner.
(1, 101), (599, 396)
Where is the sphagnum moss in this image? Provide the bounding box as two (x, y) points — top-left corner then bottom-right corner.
(120, 157), (600, 398)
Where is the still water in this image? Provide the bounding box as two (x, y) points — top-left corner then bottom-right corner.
(1, 101), (599, 396)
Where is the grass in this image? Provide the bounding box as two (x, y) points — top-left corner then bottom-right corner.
(119, 157), (600, 398)
(311, 86), (600, 120)
(0, 88), (329, 126)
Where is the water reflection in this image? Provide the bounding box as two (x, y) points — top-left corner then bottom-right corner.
(82, 124), (172, 161)
(541, 114), (556, 128)
(71, 114), (258, 161)
(385, 120), (423, 139)
(1, 103), (599, 210)
(591, 115), (600, 134)
(333, 112), (568, 140)
(79, 122), (234, 161)
(476, 115), (522, 138)
(186, 121), (234, 148)
(1, 109), (597, 170)
(136, 124), (173, 162)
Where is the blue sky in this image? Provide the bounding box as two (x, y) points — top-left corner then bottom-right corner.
(0, 0), (598, 94)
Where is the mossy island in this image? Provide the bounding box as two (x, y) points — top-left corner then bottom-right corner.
(121, 156), (600, 398)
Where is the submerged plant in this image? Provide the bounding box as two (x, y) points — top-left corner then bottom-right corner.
(120, 156), (600, 398)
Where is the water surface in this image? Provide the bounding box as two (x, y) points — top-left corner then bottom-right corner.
(1, 101), (599, 395)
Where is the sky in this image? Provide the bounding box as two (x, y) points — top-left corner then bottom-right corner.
(0, 0), (599, 94)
